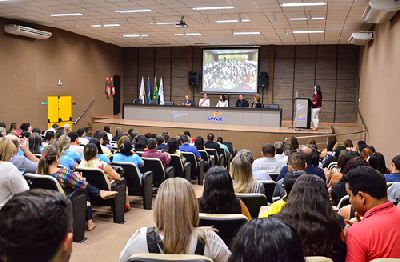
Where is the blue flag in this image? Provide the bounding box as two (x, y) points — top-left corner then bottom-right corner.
(146, 77), (151, 104)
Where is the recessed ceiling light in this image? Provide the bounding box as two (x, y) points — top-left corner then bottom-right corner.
(50, 13), (83, 17)
(174, 33), (185, 36)
(215, 19), (239, 23)
(103, 24), (120, 27)
(185, 33), (202, 36)
(115, 9), (152, 13)
(192, 6), (234, 11)
(289, 17), (309, 21)
(292, 30), (324, 34)
(233, 31), (261, 35)
(241, 19), (251, 22)
(280, 2), (327, 7)
(91, 25), (102, 28)
(312, 17), (325, 20)
(150, 22), (176, 25)
(123, 34), (148, 37)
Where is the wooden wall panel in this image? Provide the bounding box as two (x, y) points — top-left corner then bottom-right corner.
(317, 45), (337, 58)
(155, 48), (171, 102)
(123, 48), (138, 103)
(336, 101), (357, 122)
(138, 48), (155, 80)
(295, 58), (315, 79)
(316, 58), (336, 79)
(274, 58), (295, 79)
(336, 79), (358, 101)
(316, 79), (336, 101)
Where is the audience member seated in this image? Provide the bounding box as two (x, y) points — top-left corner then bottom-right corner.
(231, 149), (264, 194)
(42, 130), (54, 148)
(128, 129), (138, 143)
(274, 141), (288, 163)
(6, 134), (38, 173)
(79, 143), (130, 211)
(261, 171), (302, 218)
(183, 131), (193, 143)
(165, 138), (182, 157)
(104, 125), (113, 141)
(252, 144), (286, 181)
(320, 140), (336, 164)
(251, 94), (262, 108)
(155, 134), (166, 151)
(0, 190), (73, 262)
(58, 134), (81, 163)
(179, 135), (201, 160)
(368, 152), (390, 175)
(20, 122), (32, 133)
(119, 178), (231, 262)
(357, 140), (367, 153)
(216, 137), (229, 154)
(278, 175), (346, 261)
(204, 133), (220, 151)
(344, 166), (400, 261)
(89, 138), (111, 164)
(77, 128), (89, 145)
(134, 135), (147, 151)
(216, 94), (228, 107)
(384, 155), (400, 182)
(0, 122), (6, 137)
(199, 93), (210, 107)
(95, 131), (113, 156)
(194, 136), (205, 151)
(274, 153), (306, 198)
(113, 141), (144, 179)
(113, 127), (124, 142)
(38, 145), (117, 230)
(199, 166), (251, 220)
(331, 157), (369, 206)
(344, 139), (357, 151)
(235, 94), (249, 108)
(68, 131), (84, 159)
(28, 132), (43, 154)
(63, 124), (71, 134)
(229, 218), (304, 262)
(7, 122), (20, 137)
(142, 138), (171, 167)
(0, 137), (29, 209)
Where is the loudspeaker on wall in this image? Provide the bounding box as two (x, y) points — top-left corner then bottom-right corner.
(188, 71), (198, 86)
(258, 72), (269, 88)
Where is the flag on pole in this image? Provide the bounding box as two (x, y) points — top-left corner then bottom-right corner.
(146, 76), (151, 104)
(153, 76), (159, 103)
(139, 76), (145, 104)
(159, 77), (165, 105)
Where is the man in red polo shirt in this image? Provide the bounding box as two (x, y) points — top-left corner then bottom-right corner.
(344, 166), (400, 262)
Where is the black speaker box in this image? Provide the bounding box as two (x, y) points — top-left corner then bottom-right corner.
(258, 72), (269, 88)
(188, 71), (198, 86)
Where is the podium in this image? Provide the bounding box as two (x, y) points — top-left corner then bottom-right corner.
(294, 98), (311, 129)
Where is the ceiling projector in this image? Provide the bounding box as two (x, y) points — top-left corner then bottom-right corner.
(176, 16), (188, 28)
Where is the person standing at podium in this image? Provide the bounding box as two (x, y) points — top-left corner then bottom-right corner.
(311, 84), (322, 131)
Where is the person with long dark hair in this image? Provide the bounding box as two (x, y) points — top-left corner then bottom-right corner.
(229, 218), (304, 262)
(368, 152), (390, 175)
(216, 94), (228, 107)
(278, 174), (346, 261)
(113, 140), (144, 178)
(199, 166), (251, 220)
(311, 84), (322, 131)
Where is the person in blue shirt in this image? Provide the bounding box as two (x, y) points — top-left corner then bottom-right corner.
(384, 155), (400, 182)
(89, 138), (111, 164)
(179, 135), (201, 160)
(113, 140), (144, 178)
(58, 134), (81, 163)
(235, 94), (249, 108)
(155, 134), (167, 151)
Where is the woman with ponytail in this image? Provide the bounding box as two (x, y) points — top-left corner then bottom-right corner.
(311, 84), (323, 131)
(38, 145), (117, 231)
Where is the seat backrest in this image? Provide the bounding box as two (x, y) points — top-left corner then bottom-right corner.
(141, 157), (165, 187)
(205, 148), (218, 161)
(170, 154), (185, 178)
(24, 173), (64, 193)
(181, 152), (197, 177)
(111, 162), (142, 196)
(198, 150), (209, 162)
(222, 142), (234, 155)
(305, 257), (333, 262)
(370, 259), (400, 262)
(235, 193), (267, 218)
(387, 182), (400, 203)
(258, 180), (276, 203)
(76, 167), (110, 190)
(269, 173), (279, 182)
(337, 195), (350, 209)
(128, 253), (212, 262)
(198, 213), (248, 247)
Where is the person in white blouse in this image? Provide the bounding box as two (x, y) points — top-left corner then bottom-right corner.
(120, 178), (231, 262)
(215, 94), (228, 107)
(199, 93), (210, 107)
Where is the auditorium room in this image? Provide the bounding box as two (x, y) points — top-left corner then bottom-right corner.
(1, 0), (400, 261)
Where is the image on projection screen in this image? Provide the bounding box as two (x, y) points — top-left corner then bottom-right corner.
(202, 49), (259, 93)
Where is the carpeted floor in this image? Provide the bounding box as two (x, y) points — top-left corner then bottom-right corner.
(70, 185), (204, 262)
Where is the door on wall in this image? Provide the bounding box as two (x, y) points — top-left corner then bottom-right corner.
(48, 96), (72, 129)
(113, 75), (121, 115)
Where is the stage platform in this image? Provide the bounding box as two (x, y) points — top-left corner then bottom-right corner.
(92, 117), (342, 159)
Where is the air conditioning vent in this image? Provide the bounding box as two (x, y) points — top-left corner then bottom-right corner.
(4, 24), (52, 39)
(348, 32), (374, 45)
(362, 0), (400, 23)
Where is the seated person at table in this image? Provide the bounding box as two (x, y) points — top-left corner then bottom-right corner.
(142, 138), (171, 167)
(119, 178), (231, 262)
(204, 133), (220, 151)
(179, 135), (201, 160)
(199, 93), (210, 107)
(0, 190), (73, 262)
(235, 94), (249, 108)
(182, 95), (193, 107)
(216, 94), (228, 107)
(113, 141), (144, 178)
(199, 166), (251, 220)
(252, 144), (286, 181)
(251, 94), (262, 108)
(345, 166), (400, 261)
(385, 155), (400, 182)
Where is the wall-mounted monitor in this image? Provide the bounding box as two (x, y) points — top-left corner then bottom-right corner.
(202, 48), (259, 94)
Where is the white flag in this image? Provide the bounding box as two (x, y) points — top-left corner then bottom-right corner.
(139, 76), (145, 104)
(158, 77), (165, 105)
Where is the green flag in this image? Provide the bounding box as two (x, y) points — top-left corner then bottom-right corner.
(153, 76), (158, 103)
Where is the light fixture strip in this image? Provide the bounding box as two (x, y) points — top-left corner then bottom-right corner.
(115, 9), (152, 13)
(103, 24), (120, 27)
(280, 2), (327, 7)
(192, 6), (234, 11)
(233, 31), (261, 35)
(292, 30), (324, 34)
(50, 13), (83, 17)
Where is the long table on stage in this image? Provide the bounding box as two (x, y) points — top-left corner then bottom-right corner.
(123, 103), (282, 127)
